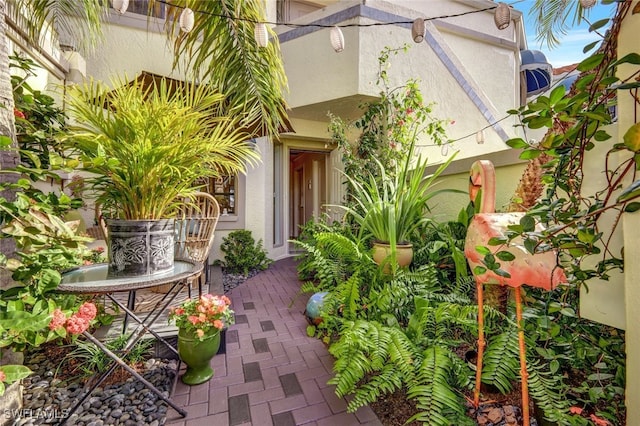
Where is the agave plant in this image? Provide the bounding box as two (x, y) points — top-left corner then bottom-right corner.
(62, 76), (260, 220)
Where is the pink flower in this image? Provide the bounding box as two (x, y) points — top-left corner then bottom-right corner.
(175, 308), (184, 316)
(65, 315), (90, 335)
(0, 370), (6, 382)
(77, 302), (97, 320)
(213, 320), (223, 330)
(188, 315), (201, 325)
(48, 309), (66, 331)
(196, 329), (205, 338)
(96, 247), (105, 253)
(221, 296), (231, 305)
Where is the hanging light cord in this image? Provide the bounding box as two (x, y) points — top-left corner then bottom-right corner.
(154, 0), (525, 28)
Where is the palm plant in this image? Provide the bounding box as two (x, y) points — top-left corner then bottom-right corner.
(62, 77), (259, 220)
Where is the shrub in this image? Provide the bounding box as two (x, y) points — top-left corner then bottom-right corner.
(220, 230), (272, 276)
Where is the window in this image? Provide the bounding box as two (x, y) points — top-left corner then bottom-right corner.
(197, 175), (237, 216)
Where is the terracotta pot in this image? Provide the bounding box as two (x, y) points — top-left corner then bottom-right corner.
(178, 327), (221, 385)
(372, 242), (413, 271)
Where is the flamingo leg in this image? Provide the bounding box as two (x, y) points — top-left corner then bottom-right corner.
(515, 286), (530, 426)
(474, 279), (485, 408)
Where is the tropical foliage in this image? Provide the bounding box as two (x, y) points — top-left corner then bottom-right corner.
(62, 77), (259, 220)
(219, 230), (272, 276)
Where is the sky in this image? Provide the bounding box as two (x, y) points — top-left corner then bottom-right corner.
(516, 0), (617, 68)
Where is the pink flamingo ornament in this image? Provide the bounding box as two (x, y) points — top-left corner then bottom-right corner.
(464, 160), (567, 425)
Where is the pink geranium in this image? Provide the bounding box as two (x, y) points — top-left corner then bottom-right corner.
(168, 293), (235, 341)
(48, 308), (67, 331)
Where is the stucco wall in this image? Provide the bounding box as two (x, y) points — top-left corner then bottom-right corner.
(618, 6), (640, 417)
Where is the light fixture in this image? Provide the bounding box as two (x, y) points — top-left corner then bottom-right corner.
(580, 0), (597, 9)
(441, 144), (449, 156)
(179, 7), (195, 33)
(254, 23), (269, 48)
(476, 130), (485, 144)
(111, 0), (129, 14)
(330, 26), (345, 53)
(494, 2), (511, 30)
(411, 18), (425, 43)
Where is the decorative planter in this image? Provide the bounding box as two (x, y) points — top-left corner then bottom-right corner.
(372, 242), (413, 271)
(107, 218), (175, 278)
(177, 327), (221, 385)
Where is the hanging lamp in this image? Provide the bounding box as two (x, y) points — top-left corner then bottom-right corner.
(494, 3), (511, 30)
(330, 26), (345, 53)
(111, 0), (129, 14)
(255, 23), (269, 48)
(179, 8), (195, 33)
(411, 18), (425, 43)
(476, 130), (485, 145)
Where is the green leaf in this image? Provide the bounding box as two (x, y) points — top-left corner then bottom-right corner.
(593, 130), (611, 141)
(520, 215), (535, 232)
(506, 138), (529, 149)
(473, 266), (487, 275)
(583, 41), (599, 54)
(560, 307), (576, 317)
(577, 54), (605, 72)
(612, 53), (640, 66)
(496, 251), (516, 261)
(549, 85), (565, 105)
(519, 149), (542, 160)
(524, 238), (537, 254)
(618, 82), (640, 90)
(550, 359), (560, 374)
(494, 268), (511, 278)
(624, 202), (640, 213)
(306, 325), (316, 337)
(475, 246), (491, 256)
(0, 135), (12, 148)
(488, 236), (507, 246)
(0, 365), (32, 382)
(587, 373), (614, 381)
(588, 19), (609, 32)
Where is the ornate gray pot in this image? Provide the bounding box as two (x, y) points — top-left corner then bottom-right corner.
(107, 219), (175, 277)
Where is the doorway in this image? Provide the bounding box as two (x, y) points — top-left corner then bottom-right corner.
(289, 149), (329, 239)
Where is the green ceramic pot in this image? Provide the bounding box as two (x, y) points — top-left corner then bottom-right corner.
(178, 328), (221, 385)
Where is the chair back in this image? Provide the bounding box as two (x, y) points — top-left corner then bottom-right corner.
(174, 192), (220, 264)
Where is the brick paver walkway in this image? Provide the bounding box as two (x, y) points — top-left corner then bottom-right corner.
(166, 257), (382, 426)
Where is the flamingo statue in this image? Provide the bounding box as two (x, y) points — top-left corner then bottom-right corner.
(464, 160), (567, 425)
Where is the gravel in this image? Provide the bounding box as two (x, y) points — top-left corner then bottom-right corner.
(15, 353), (176, 426)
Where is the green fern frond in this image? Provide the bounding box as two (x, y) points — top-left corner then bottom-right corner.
(527, 359), (571, 424)
(408, 346), (472, 426)
(346, 364), (404, 411)
(481, 328), (520, 394)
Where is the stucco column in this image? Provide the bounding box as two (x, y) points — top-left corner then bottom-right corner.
(618, 6), (640, 418)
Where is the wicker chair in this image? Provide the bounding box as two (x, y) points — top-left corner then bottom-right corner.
(174, 192), (220, 296)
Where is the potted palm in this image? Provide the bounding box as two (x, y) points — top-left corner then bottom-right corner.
(338, 144), (458, 272)
(62, 77), (259, 277)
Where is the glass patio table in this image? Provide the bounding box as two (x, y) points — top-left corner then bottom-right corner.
(56, 259), (203, 424)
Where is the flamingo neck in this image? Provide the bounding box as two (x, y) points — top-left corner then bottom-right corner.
(470, 160), (496, 214)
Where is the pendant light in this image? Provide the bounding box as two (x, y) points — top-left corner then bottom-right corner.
(330, 26), (345, 53)
(255, 23), (269, 48)
(494, 2), (511, 30)
(111, 0), (129, 14)
(411, 18), (425, 43)
(580, 0), (597, 9)
(476, 130), (485, 145)
(179, 8), (195, 33)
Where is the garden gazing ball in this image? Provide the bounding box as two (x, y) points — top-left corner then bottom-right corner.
(306, 292), (328, 324)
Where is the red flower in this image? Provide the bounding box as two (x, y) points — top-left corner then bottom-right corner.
(213, 320), (224, 330)
(590, 414), (610, 426)
(13, 108), (25, 119)
(0, 370), (6, 382)
(48, 308), (66, 331)
(569, 406), (583, 415)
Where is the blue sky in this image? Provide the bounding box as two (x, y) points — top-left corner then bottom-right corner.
(516, 0), (617, 68)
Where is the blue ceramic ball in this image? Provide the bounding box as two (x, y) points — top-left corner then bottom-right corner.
(306, 292), (328, 321)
